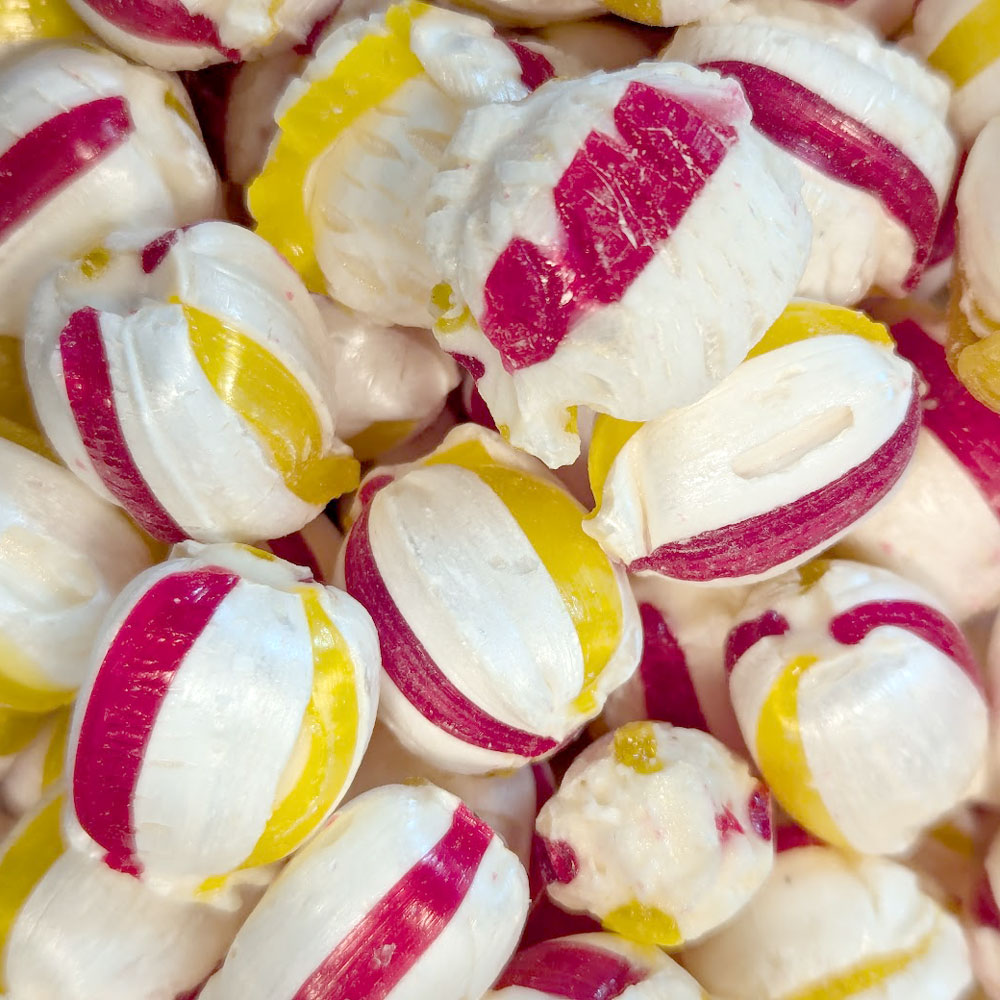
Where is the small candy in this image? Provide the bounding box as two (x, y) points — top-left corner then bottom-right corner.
(257, 513), (344, 585)
(534, 722), (773, 948)
(425, 61), (810, 468)
(448, 0), (604, 25)
(969, 830), (1000, 997)
(25, 220), (359, 545)
(0, 706), (69, 817)
(198, 783), (529, 1000)
(0, 42), (219, 337)
(682, 844), (974, 1000)
(666, 0), (958, 305)
(338, 424), (641, 774)
(66, 542), (380, 896)
(0, 0), (89, 48)
(728, 558), (989, 854)
(585, 302), (919, 586)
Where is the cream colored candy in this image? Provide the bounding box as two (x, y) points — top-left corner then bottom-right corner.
(532, 18), (659, 72)
(199, 783), (529, 1000)
(0, 707), (69, 817)
(25, 221), (359, 545)
(535, 722), (773, 949)
(683, 845), (974, 1000)
(257, 513), (344, 585)
(446, 0), (603, 25)
(666, 0), (957, 306)
(728, 558), (989, 855)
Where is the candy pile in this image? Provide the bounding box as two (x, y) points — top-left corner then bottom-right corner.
(0, 0), (997, 997)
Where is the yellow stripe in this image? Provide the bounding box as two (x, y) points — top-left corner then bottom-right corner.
(928, 821), (976, 858)
(182, 301), (359, 505)
(0, 0), (86, 42)
(755, 655), (846, 847)
(41, 708), (70, 789)
(0, 632), (74, 714)
(602, 901), (683, 948)
(927, 0), (1000, 88)
(747, 301), (893, 360)
(240, 587), (360, 868)
(0, 336), (36, 430)
(77, 245), (110, 280)
(163, 90), (198, 132)
(430, 282), (474, 336)
(248, 2), (430, 293)
(427, 438), (623, 713)
(587, 414), (643, 514)
(0, 416), (55, 461)
(347, 419), (416, 462)
(948, 270), (1000, 411)
(613, 721), (663, 775)
(602, 0), (665, 25)
(0, 705), (48, 756)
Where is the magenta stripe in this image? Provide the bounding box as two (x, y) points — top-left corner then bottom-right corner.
(500, 36), (556, 92)
(974, 871), (1000, 930)
(630, 383), (921, 581)
(496, 941), (645, 999)
(0, 97), (132, 242)
(724, 610), (790, 674)
(72, 567), (239, 876)
(926, 152), (964, 268)
(638, 602), (709, 731)
(775, 821), (822, 853)
(292, 804), (493, 1000)
(702, 61), (941, 290)
(140, 228), (179, 273)
(343, 505), (558, 758)
(266, 531), (324, 582)
(891, 318), (1000, 516)
(59, 308), (186, 543)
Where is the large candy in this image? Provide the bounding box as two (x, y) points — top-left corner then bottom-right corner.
(727, 558), (989, 854)
(66, 542), (380, 897)
(425, 61), (809, 468)
(585, 302), (919, 586)
(198, 783), (529, 1000)
(25, 221), (359, 545)
(338, 424), (641, 774)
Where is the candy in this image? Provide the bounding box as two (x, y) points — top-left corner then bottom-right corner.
(426, 60), (809, 468)
(25, 220), (359, 545)
(666, 0), (958, 305)
(600, 0), (727, 27)
(338, 424), (641, 774)
(728, 558), (989, 854)
(969, 830), (1000, 997)
(257, 513), (344, 585)
(0, 0), (88, 48)
(0, 706), (69, 817)
(585, 302), (919, 586)
(448, 0), (603, 25)
(65, 541), (380, 896)
(682, 844), (974, 1000)
(198, 783), (529, 1000)
(534, 722), (773, 948)
(532, 18), (658, 72)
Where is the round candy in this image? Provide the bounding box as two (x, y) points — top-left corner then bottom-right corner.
(25, 220), (359, 545)
(534, 721), (773, 948)
(585, 302), (919, 586)
(198, 783), (529, 1000)
(0, 706), (68, 817)
(338, 424), (641, 774)
(257, 513), (344, 585)
(682, 844), (974, 1000)
(425, 61), (809, 468)
(666, 0), (957, 305)
(727, 558), (989, 855)
(66, 541), (380, 896)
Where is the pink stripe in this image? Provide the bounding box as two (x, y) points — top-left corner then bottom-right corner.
(715, 807), (744, 841)
(724, 610), (790, 674)
(532, 764), (556, 811)
(973, 871), (1000, 930)
(292, 804), (493, 1000)
(0, 97), (132, 242)
(72, 567), (239, 876)
(59, 308), (186, 543)
(140, 228), (180, 273)
(891, 318), (1000, 515)
(496, 941), (645, 999)
(638, 602), (709, 731)
(499, 36), (555, 92)
(748, 783), (772, 841)
(926, 152), (964, 269)
(631, 383), (921, 581)
(701, 61), (941, 290)
(775, 821), (822, 853)
(293, 3), (342, 55)
(266, 530), (324, 582)
(343, 506), (558, 758)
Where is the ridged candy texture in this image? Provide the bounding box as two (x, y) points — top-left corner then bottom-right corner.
(25, 220), (359, 545)
(65, 542), (380, 897)
(727, 558), (988, 855)
(0, 794), (254, 1000)
(425, 61), (810, 468)
(0, 42), (219, 337)
(683, 845), (973, 1000)
(0, 0), (90, 48)
(535, 722), (774, 949)
(585, 302), (920, 587)
(338, 424), (641, 774)
(666, 0), (957, 305)
(198, 783), (530, 1000)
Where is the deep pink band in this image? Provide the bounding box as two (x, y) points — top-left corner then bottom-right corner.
(638, 602), (709, 731)
(266, 530), (324, 583)
(496, 940), (645, 999)
(140, 228), (179, 273)
(500, 36), (556, 92)
(724, 610), (790, 674)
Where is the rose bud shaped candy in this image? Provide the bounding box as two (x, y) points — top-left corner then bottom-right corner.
(683, 844), (973, 1000)
(256, 513), (343, 586)
(1, 706), (69, 817)
(0, 0), (89, 50)
(65, 542), (380, 898)
(666, 0), (957, 306)
(198, 783), (529, 1000)
(534, 722), (773, 949)
(337, 424), (641, 775)
(426, 61), (809, 468)
(585, 301), (919, 586)
(728, 558), (989, 855)
(25, 221), (359, 545)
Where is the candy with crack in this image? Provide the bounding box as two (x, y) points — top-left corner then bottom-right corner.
(198, 783), (529, 1000)
(585, 302), (919, 587)
(65, 541), (380, 897)
(0, 0), (89, 49)
(666, 0), (957, 306)
(257, 514), (343, 585)
(25, 221), (359, 545)
(426, 61), (809, 468)
(534, 722), (773, 948)
(0, 707), (69, 817)
(727, 558), (989, 855)
(337, 424), (641, 775)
